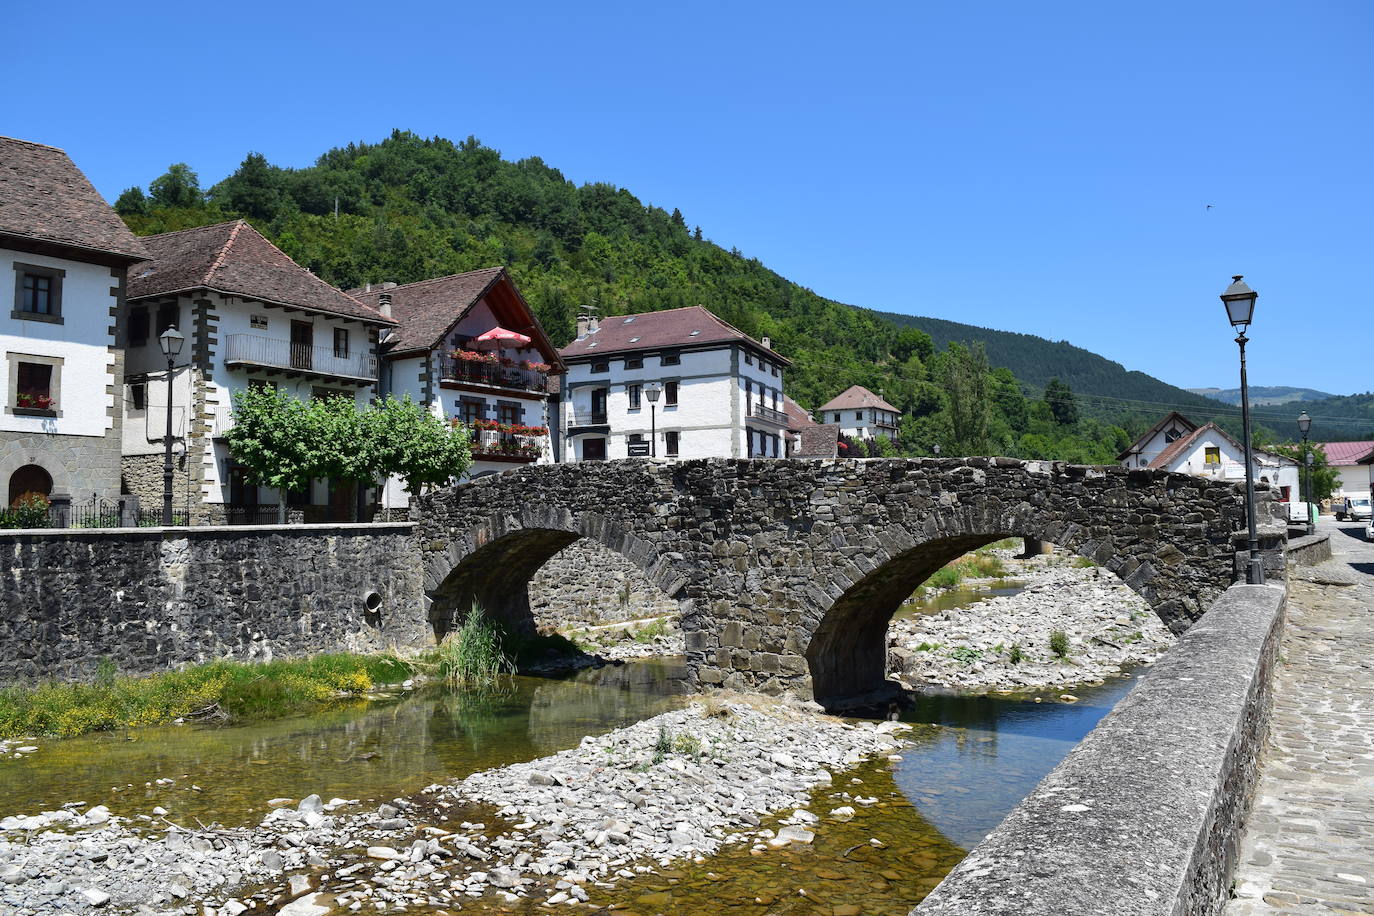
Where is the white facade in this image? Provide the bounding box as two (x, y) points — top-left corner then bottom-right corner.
(823, 406), (900, 440)
(1121, 424), (1300, 501)
(123, 291), (379, 512)
(561, 342), (788, 462)
(379, 295), (555, 509)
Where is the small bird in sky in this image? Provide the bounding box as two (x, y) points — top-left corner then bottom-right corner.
(1205, 204), (1214, 210)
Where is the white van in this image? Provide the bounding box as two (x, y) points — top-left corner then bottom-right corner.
(1335, 494), (1372, 522)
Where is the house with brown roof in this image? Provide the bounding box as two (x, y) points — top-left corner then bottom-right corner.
(1, 136), (148, 513)
(818, 385), (901, 441)
(556, 306), (789, 461)
(122, 220), (395, 522)
(351, 268), (564, 502)
(1117, 412), (1299, 500)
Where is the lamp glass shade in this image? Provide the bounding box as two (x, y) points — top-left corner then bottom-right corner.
(1220, 275), (1257, 328)
(644, 381), (662, 403)
(1297, 412), (1312, 435)
(159, 326), (185, 357)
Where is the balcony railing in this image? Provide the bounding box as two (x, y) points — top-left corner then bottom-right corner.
(466, 427), (546, 462)
(223, 334), (376, 381)
(749, 402), (789, 424)
(568, 409), (608, 427)
(439, 354), (548, 393)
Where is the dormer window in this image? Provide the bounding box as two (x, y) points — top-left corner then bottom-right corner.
(1165, 427), (1182, 443)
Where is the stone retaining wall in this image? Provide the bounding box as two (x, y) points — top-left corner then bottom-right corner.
(1285, 532), (1332, 567)
(913, 582), (1286, 916)
(529, 539), (680, 630)
(0, 523), (426, 682)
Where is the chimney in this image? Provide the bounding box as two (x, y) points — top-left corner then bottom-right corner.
(381, 281), (398, 290)
(576, 310), (600, 339)
(761, 336), (772, 350)
(378, 292), (393, 319)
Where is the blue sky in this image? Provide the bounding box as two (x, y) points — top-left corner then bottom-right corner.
(10, 1), (1371, 398)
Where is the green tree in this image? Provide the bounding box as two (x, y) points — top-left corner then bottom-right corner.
(363, 396), (472, 496)
(212, 152), (286, 220)
(942, 342), (991, 455)
(149, 164), (204, 210)
(226, 385), (319, 523)
(114, 187), (149, 217)
(1043, 377), (1079, 426)
(1267, 441), (1340, 503)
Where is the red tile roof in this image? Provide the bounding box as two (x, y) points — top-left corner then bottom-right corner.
(350, 268), (562, 366)
(819, 385), (899, 414)
(128, 221), (393, 324)
(0, 136), (147, 262)
(1117, 411), (1199, 461)
(1147, 422), (1293, 470)
(1316, 441), (1374, 467)
(559, 306), (789, 364)
(784, 395), (819, 431)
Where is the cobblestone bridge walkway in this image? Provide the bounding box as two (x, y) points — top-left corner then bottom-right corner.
(1227, 519), (1374, 914)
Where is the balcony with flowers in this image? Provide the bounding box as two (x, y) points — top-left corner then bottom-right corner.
(13, 391), (57, 417)
(457, 418), (549, 463)
(439, 349), (551, 394)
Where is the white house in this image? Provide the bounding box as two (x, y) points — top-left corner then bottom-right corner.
(818, 385), (901, 440)
(1117, 411), (1300, 500)
(352, 267), (564, 509)
(556, 306), (789, 461)
(123, 220), (395, 523)
(1314, 441), (1374, 497)
(0, 136), (148, 512)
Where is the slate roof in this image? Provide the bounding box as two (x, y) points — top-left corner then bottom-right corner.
(1316, 441), (1374, 467)
(794, 424), (840, 459)
(559, 306), (789, 365)
(349, 268), (505, 351)
(818, 385), (900, 414)
(128, 221), (393, 324)
(0, 136), (147, 261)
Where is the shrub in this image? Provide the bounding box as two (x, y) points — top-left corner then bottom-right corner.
(1049, 630), (1070, 658)
(1007, 644), (1025, 664)
(436, 605), (513, 686)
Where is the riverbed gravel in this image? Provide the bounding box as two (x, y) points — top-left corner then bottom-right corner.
(888, 555), (1174, 692)
(0, 700), (909, 914)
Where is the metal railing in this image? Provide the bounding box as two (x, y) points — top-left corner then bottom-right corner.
(749, 402), (789, 424)
(0, 495), (177, 529)
(568, 409), (608, 427)
(223, 334), (377, 380)
(438, 356), (548, 393)
(469, 429), (545, 461)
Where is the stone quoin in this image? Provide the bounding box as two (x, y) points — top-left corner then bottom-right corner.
(417, 457), (1272, 706)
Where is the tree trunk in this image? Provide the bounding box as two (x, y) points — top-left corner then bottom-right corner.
(278, 489), (287, 525)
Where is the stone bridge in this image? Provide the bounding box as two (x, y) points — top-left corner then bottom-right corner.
(414, 457), (1265, 706)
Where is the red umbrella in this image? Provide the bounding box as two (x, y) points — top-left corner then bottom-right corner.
(474, 326), (532, 345)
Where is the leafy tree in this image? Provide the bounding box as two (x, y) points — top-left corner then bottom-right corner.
(1043, 377), (1079, 427)
(211, 152), (286, 220)
(1266, 441), (1340, 503)
(148, 164), (204, 210)
(226, 385), (319, 523)
(114, 187), (149, 217)
(363, 396), (472, 496)
(941, 342), (991, 455)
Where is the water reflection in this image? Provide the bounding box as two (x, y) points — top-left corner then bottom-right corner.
(893, 580), (1028, 620)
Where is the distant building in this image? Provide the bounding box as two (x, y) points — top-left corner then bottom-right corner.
(123, 220), (395, 522)
(557, 306), (789, 461)
(818, 385), (900, 440)
(352, 268), (563, 507)
(1117, 412), (1299, 500)
(1314, 441), (1374, 496)
(0, 136), (148, 512)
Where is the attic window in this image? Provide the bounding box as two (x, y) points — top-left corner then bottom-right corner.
(623, 316), (636, 323)
(629, 336), (641, 343)
(586, 341), (598, 349)
(689, 330), (701, 336)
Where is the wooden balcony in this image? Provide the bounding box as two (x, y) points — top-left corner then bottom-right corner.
(223, 334), (376, 385)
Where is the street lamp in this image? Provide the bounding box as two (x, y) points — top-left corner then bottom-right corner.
(158, 326), (185, 526)
(1298, 410), (1314, 536)
(1220, 275), (1263, 584)
(644, 381), (662, 457)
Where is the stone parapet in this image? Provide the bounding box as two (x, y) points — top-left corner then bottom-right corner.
(1284, 532), (1332, 567)
(912, 582), (1286, 916)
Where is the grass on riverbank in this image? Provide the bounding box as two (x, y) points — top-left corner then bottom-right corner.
(0, 653), (413, 739)
(915, 540), (1018, 594)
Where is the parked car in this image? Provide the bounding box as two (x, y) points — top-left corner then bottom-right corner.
(1335, 494), (1372, 522)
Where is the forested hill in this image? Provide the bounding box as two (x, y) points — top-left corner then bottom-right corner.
(873, 310), (1225, 416)
(112, 129), (1336, 458)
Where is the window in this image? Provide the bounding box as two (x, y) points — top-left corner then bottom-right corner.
(626, 356), (644, 370)
(665, 430), (680, 457)
(498, 403), (521, 425)
(1204, 446), (1221, 464)
(15, 362), (54, 412)
(744, 351), (753, 366)
(311, 387), (350, 401)
(855, 411), (863, 421)
(13, 263), (64, 322)
(661, 350), (680, 366)
(333, 328), (350, 358)
(770, 362), (778, 377)
(665, 381), (679, 406)
(129, 381), (146, 411)
(627, 383), (642, 410)
(745, 379), (753, 413)
(251, 314), (269, 330)
(128, 307), (150, 346)
(156, 303), (180, 334)
(591, 360), (609, 373)
(458, 399), (484, 424)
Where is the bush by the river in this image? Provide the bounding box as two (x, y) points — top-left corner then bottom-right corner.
(0, 653), (413, 738)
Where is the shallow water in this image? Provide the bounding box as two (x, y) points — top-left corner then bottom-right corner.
(893, 579), (1028, 619)
(2, 656), (1140, 913)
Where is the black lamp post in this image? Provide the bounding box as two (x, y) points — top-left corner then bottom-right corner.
(159, 326), (185, 526)
(1298, 410), (1314, 535)
(645, 381), (662, 457)
(1220, 275), (1263, 584)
